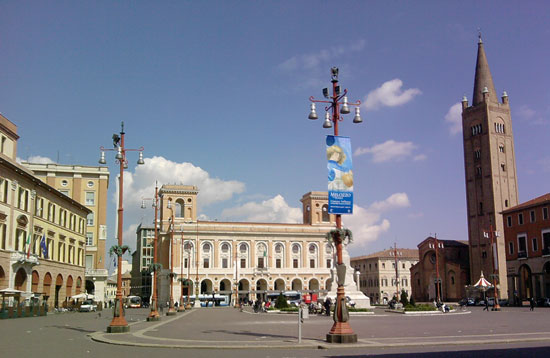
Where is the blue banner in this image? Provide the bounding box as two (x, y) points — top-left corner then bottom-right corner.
(327, 135), (353, 214)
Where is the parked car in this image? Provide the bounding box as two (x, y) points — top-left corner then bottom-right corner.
(459, 298), (475, 306)
(536, 298), (550, 307)
(79, 299), (97, 312)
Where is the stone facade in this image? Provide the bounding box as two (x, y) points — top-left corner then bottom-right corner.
(502, 193), (550, 304)
(410, 237), (470, 302)
(352, 248), (418, 304)
(21, 162), (110, 304)
(461, 38), (518, 299)
(0, 114), (90, 310)
(149, 186), (337, 306)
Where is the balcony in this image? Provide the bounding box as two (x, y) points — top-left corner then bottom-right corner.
(517, 251), (527, 259)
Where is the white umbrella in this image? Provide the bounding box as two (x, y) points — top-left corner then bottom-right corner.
(70, 293), (91, 300)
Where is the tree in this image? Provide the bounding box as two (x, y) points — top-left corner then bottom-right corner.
(400, 289), (409, 306)
(275, 293), (289, 309)
(409, 295), (416, 306)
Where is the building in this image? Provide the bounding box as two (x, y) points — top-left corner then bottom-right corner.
(0, 114), (91, 310)
(410, 237), (470, 302)
(130, 224), (154, 300)
(21, 162), (110, 304)
(151, 186), (337, 305)
(351, 248), (418, 304)
(502, 193), (550, 304)
(460, 36), (519, 299)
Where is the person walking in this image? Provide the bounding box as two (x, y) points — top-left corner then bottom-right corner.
(530, 297), (535, 311)
(324, 297), (331, 316)
(483, 298), (489, 311)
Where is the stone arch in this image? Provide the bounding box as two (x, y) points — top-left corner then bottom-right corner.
(66, 275), (73, 298)
(200, 278), (213, 294)
(219, 278), (232, 293)
(256, 278), (268, 300)
(31, 270), (40, 293)
(274, 278), (285, 291)
(325, 278), (332, 292)
(519, 264), (533, 300)
(291, 278), (302, 291)
(14, 268), (27, 291)
(76, 277), (82, 294)
(43, 273), (52, 296)
(308, 278), (320, 292)
(322, 204), (330, 222)
(0, 265), (7, 290)
(175, 199), (185, 218)
(85, 279), (95, 295)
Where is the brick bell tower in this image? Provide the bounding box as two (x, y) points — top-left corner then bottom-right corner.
(461, 35), (519, 299)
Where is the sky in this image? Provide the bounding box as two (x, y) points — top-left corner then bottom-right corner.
(2, 1), (550, 262)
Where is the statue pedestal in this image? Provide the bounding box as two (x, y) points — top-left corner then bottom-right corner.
(324, 246), (371, 309)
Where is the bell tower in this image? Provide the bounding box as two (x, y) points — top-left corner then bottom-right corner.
(300, 191), (335, 225)
(461, 36), (519, 299)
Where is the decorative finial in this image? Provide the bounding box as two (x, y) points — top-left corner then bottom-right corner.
(482, 86), (489, 94)
(462, 94), (468, 102)
(502, 91), (508, 98)
(478, 28), (482, 43)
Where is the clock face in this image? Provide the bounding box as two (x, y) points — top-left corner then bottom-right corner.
(430, 253), (436, 264)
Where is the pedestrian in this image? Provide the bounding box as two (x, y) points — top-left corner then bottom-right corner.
(324, 297), (331, 316)
(483, 299), (489, 311)
(530, 297), (535, 311)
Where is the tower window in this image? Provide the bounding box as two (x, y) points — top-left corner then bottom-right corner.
(505, 199), (509, 207)
(471, 124), (482, 136)
(474, 149), (481, 161)
(501, 164), (506, 172)
(494, 123), (505, 134)
(478, 202), (483, 215)
(499, 145), (505, 153)
(476, 167), (482, 177)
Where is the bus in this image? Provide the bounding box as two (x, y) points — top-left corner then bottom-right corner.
(126, 296), (142, 308)
(188, 294), (230, 307)
(266, 291), (301, 306)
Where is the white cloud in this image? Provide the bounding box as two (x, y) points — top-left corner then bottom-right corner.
(363, 79), (421, 111)
(221, 194), (302, 223)
(278, 40), (366, 72)
(17, 155), (56, 164)
(117, 156), (245, 247)
(344, 193), (411, 248)
(444, 102), (463, 135)
(516, 105), (548, 125)
(354, 140), (424, 163)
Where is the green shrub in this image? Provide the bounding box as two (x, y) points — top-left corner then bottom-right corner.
(400, 289), (409, 306)
(280, 307), (299, 312)
(348, 308), (372, 312)
(275, 293), (289, 309)
(409, 296), (416, 306)
(404, 304), (437, 312)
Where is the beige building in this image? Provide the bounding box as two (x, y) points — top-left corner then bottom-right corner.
(130, 224), (154, 299)
(461, 37), (518, 299)
(0, 114), (91, 309)
(153, 186), (337, 305)
(351, 248), (418, 304)
(22, 160), (110, 304)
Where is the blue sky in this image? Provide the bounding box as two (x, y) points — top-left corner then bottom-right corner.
(2, 1), (549, 260)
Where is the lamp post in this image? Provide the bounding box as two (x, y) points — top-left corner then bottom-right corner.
(99, 121), (144, 333)
(234, 243), (239, 308)
(165, 200), (177, 315)
(185, 241), (192, 309)
(308, 67), (361, 344)
(178, 226), (186, 312)
(429, 234), (444, 303)
(141, 183), (160, 321)
(393, 242), (400, 302)
(483, 225), (501, 311)
(195, 220), (200, 307)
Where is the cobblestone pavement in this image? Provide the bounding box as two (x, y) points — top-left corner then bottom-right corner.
(2, 306), (550, 357)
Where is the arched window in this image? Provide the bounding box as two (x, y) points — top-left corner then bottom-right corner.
(274, 243), (284, 268)
(183, 241), (193, 269)
(322, 204), (330, 222)
(220, 242), (231, 269)
(256, 243), (267, 269)
(308, 244), (318, 268)
(202, 243), (212, 268)
(239, 243), (249, 269)
(291, 243), (301, 269)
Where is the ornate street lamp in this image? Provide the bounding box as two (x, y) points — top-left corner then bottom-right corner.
(165, 200), (177, 316)
(99, 121), (144, 333)
(308, 67), (361, 344)
(178, 225), (186, 312)
(141, 182), (161, 321)
(483, 225), (501, 311)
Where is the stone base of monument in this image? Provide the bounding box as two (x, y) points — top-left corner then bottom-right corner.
(326, 333), (358, 343)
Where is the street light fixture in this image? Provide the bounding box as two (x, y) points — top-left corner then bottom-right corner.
(99, 121), (144, 333)
(308, 67), (361, 344)
(165, 200), (177, 316)
(141, 183), (161, 321)
(483, 225), (501, 311)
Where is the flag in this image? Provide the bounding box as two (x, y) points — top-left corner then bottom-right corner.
(25, 233), (32, 258)
(113, 256), (117, 268)
(40, 235), (48, 259)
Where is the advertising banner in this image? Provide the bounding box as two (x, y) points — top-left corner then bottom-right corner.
(326, 135), (353, 214)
